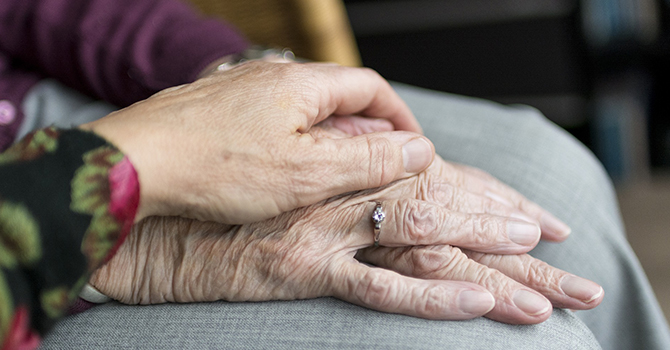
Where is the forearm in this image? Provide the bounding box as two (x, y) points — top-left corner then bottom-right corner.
(0, 128), (139, 350)
(0, 0), (249, 107)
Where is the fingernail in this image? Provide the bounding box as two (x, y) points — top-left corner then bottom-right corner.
(402, 137), (433, 173)
(513, 290), (551, 316)
(459, 290), (495, 315)
(560, 275), (604, 303)
(507, 220), (541, 246)
(540, 212), (571, 238)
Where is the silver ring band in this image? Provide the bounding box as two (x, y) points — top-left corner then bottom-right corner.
(372, 201), (385, 247)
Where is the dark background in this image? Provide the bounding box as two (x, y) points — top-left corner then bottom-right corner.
(342, 0), (670, 183)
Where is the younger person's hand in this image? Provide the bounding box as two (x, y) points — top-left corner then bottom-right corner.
(81, 62), (433, 224)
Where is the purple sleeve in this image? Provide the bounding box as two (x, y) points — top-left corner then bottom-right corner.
(0, 0), (249, 107)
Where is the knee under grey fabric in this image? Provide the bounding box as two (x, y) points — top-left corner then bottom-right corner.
(27, 80), (669, 349)
(42, 299), (598, 350)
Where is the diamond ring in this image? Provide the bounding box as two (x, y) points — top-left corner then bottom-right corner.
(372, 201), (385, 247)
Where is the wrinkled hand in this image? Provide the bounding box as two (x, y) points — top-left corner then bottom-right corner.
(80, 62), (433, 224)
(91, 152), (602, 325)
(314, 119), (602, 323)
(319, 116), (573, 242)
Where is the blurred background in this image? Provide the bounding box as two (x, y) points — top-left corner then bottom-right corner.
(188, 0), (670, 321)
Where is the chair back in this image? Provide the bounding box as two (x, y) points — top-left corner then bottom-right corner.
(186, 0), (362, 66)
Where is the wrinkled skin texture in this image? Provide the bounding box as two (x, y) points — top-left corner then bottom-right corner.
(91, 126), (603, 325)
(81, 62), (434, 224)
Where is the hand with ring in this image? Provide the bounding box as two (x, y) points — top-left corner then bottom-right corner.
(318, 115), (572, 242)
(90, 126), (602, 325)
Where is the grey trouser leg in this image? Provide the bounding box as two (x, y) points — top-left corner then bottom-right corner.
(42, 299), (597, 350)
(27, 80), (662, 349)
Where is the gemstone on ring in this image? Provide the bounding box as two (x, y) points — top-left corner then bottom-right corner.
(372, 206), (385, 226)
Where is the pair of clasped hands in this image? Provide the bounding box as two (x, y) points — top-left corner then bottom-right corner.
(81, 61), (603, 325)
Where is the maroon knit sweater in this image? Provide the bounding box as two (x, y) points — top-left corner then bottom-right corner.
(0, 0), (250, 150)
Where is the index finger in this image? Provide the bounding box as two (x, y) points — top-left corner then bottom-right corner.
(306, 63), (423, 133)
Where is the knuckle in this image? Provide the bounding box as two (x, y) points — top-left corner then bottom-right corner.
(418, 285), (451, 318)
(358, 269), (396, 308)
(524, 259), (557, 286)
(438, 247), (475, 278)
(476, 269), (510, 295)
(471, 216), (503, 244)
(398, 200), (440, 244)
(409, 247), (459, 279)
(468, 252), (557, 297)
(417, 247), (506, 296)
(460, 253), (514, 294)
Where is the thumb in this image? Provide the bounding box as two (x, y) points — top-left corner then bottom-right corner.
(305, 131), (434, 199)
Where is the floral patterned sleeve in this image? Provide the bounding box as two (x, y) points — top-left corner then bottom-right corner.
(0, 127), (139, 350)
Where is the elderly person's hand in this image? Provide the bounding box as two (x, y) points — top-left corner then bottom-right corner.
(90, 150), (602, 325)
(319, 115), (572, 242)
(80, 62), (433, 224)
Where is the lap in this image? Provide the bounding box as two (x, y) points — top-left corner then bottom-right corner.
(41, 299), (599, 350)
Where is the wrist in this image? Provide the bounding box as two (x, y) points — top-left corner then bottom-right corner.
(77, 121), (146, 223)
